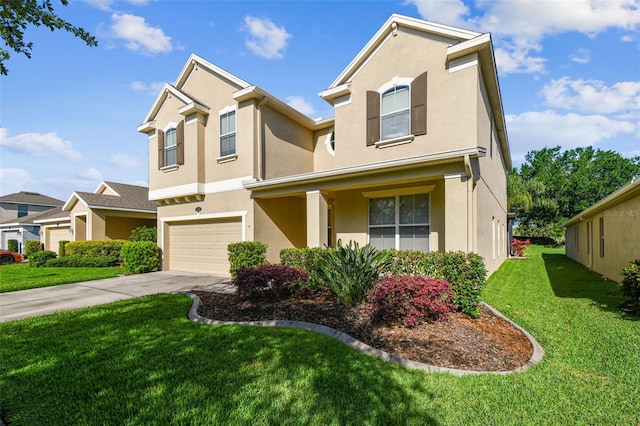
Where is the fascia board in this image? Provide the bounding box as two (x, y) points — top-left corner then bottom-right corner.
(327, 14), (480, 89)
(140, 84), (194, 125)
(62, 192), (89, 212)
(245, 146), (485, 191)
(34, 216), (71, 224)
(176, 54), (251, 90)
(565, 178), (640, 226)
(233, 86), (317, 129)
(87, 206), (157, 214)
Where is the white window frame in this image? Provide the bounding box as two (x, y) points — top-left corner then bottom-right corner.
(219, 106), (237, 160)
(380, 85), (410, 141)
(325, 128), (335, 156)
(163, 121), (178, 167)
(367, 192), (431, 252)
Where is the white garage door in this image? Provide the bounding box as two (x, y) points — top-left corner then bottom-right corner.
(168, 218), (242, 274)
(47, 227), (70, 253)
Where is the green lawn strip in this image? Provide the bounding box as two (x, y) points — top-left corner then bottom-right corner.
(0, 263), (123, 292)
(1, 247), (638, 424)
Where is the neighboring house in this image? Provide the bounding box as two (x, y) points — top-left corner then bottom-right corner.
(35, 182), (157, 254)
(565, 176), (640, 282)
(138, 14), (511, 276)
(0, 191), (64, 252)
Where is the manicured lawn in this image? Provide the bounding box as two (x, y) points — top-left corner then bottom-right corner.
(1, 246), (638, 424)
(0, 263), (124, 293)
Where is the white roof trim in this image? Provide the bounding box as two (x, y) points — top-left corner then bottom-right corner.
(95, 181), (120, 197)
(175, 53), (251, 90)
(327, 14), (480, 89)
(62, 192), (89, 212)
(139, 83), (197, 126)
(34, 216), (71, 224)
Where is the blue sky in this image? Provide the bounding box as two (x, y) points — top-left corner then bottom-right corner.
(1, 0), (639, 201)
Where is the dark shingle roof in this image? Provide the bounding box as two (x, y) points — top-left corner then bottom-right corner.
(0, 191), (64, 206)
(73, 182), (157, 212)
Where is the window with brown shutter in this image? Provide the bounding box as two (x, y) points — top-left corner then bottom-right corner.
(411, 72), (427, 135)
(366, 91), (380, 145)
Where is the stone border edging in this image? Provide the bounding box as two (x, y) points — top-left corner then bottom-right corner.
(180, 292), (545, 376)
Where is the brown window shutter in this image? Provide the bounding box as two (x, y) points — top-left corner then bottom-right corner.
(157, 129), (164, 169)
(411, 72), (427, 136)
(176, 120), (185, 165)
(366, 91), (380, 145)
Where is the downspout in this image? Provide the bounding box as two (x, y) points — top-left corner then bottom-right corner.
(464, 154), (474, 253)
(256, 97), (268, 180)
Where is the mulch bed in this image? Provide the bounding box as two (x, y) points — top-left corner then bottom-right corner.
(191, 288), (533, 372)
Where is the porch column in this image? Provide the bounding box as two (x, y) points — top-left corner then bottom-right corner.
(444, 173), (469, 252)
(306, 190), (328, 248)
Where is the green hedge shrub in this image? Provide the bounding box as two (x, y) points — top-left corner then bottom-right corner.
(318, 240), (391, 306)
(45, 256), (118, 268)
(24, 240), (43, 258)
(280, 247), (329, 290)
(58, 240), (70, 257)
(621, 260), (640, 315)
(121, 241), (161, 274)
(382, 250), (487, 317)
(65, 240), (128, 258)
(129, 226), (157, 243)
(228, 241), (267, 279)
(29, 250), (57, 267)
(7, 239), (18, 253)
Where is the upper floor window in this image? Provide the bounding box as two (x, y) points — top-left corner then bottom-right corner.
(220, 110), (236, 157)
(325, 129), (335, 156)
(17, 204), (28, 218)
(157, 120), (184, 169)
(381, 85), (410, 140)
(366, 72), (427, 146)
(164, 127), (178, 166)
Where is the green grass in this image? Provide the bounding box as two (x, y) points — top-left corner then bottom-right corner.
(0, 263), (123, 293)
(1, 246), (638, 425)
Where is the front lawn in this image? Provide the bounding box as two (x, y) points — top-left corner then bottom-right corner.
(0, 263), (123, 293)
(1, 246), (638, 424)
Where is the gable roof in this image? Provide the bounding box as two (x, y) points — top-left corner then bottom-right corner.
(63, 182), (157, 212)
(565, 176), (640, 227)
(0, 191), (64, 207)
(320, 13), (511, 169)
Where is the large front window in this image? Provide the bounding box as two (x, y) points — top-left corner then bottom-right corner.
(369, 193), (429, 251)
(164, 127), (177, 166)
(381, 85), (410, 140)
(220, 110), (236, 157)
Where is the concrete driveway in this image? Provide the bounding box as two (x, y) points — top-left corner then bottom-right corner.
(0, 271), (233, 323)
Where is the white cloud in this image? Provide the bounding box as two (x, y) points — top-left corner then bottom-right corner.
(621, 34), (636, 42)
(541, 78), (640, 115)
(76, 168), (104, 181)
(404, 0), (470, 27)
(285, 96), (315, 116)
(86, 0), (148, 11)
(506, 110), (637, 163)
(243, 16), (291, 59)
(494, 37), (546, 74)
(110, 13), (172, 55)
(0, 128), (83, 160)
(109, 153), (142, 169)
(130, 80), (164, 96)
(570, 48), (591, 64)
(0, 168), (34, 194)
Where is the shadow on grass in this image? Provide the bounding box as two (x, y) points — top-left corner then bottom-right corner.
(0, 294), (438, 425)
(543, 253), (638, 321)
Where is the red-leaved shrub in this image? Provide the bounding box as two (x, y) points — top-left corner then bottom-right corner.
(511, 238), (531, 257)
(367, 275), (454, 327)
(235, 264), (309, 301)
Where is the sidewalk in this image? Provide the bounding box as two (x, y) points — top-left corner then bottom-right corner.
(0, 271), (233, 323)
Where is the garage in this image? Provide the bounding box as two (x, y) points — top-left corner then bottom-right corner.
(46, 227), (71, 253)
(1, 231), (19, 251)
(167, 218), (242, 274)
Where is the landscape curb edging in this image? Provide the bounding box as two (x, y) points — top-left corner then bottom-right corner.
(180, 292), (545, 376)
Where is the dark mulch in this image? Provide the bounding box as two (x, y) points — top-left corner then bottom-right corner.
(191, 288), (533, 372)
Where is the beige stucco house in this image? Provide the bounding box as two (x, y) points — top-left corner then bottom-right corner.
(565, 177), (640, 282)
(35, 182), (157, 253)
(138, 14), (512, 276)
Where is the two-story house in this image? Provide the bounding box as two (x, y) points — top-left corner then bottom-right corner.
(138, 14), (511, 276)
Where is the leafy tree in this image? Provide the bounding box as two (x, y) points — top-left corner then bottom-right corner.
(1, 0), (97, 75)
(512, 146), (640, 241)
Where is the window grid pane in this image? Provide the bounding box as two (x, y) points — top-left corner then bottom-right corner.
(165, 146), (177, 166)
(369, 193), (430, 252)
(220, 111), (236, 156)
